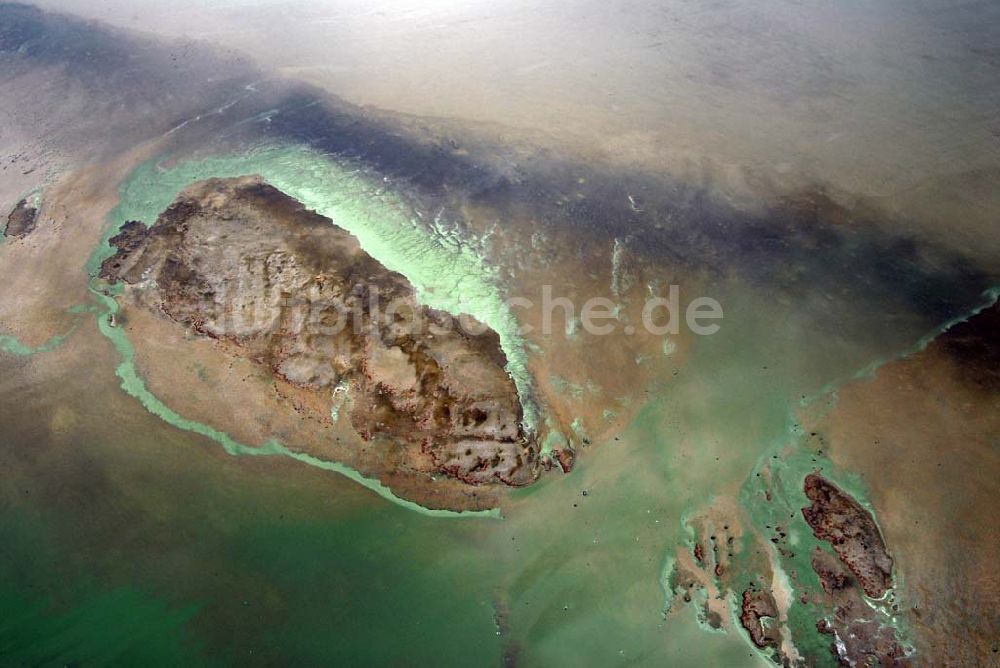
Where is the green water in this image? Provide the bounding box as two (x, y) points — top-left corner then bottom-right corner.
(0, 513), (208, 667)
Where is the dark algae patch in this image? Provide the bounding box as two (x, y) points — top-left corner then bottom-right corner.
(935, 302), (1000, 392)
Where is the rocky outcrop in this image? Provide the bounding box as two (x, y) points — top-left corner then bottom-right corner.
(801, 473), (893, 598)
(100, 176), (539, 486)
(4, 198), (37, 237)
(810, 546), (852, 595)
(811, 546), (909, 666)
(739, 588), (780, 649)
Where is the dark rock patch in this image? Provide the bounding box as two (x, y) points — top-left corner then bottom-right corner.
(4, 198), (36, 237)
